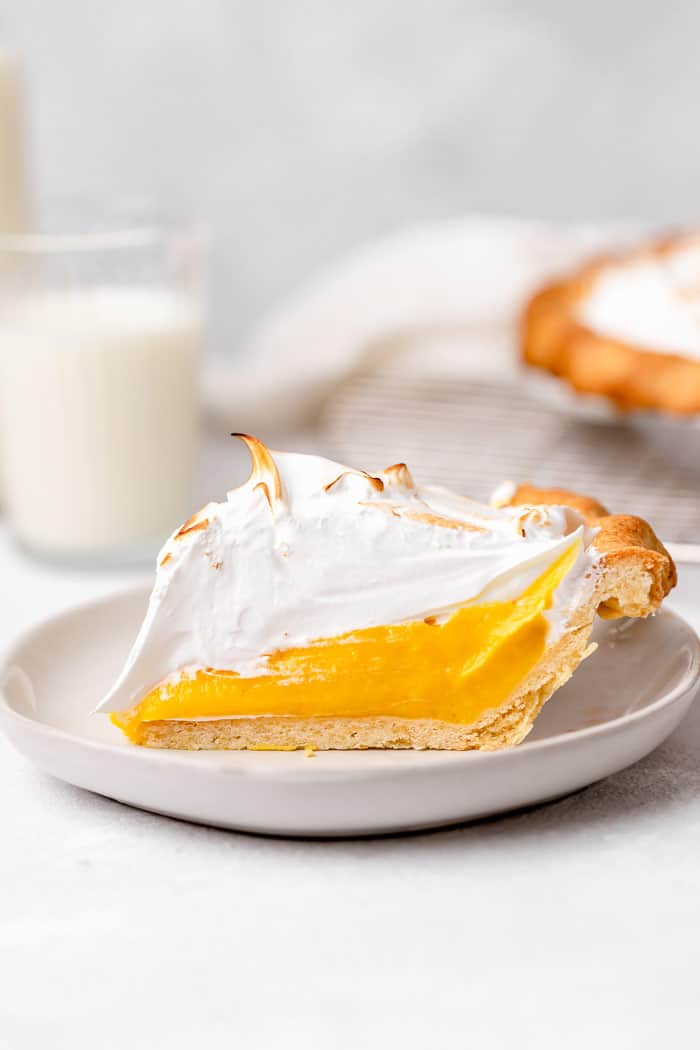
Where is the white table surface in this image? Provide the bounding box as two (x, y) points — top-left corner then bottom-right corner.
(1, 516), (699, 1048)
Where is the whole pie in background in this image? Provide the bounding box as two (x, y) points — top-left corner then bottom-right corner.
(521, 232), (700, 415)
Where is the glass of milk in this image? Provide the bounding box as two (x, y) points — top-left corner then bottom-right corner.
(0, 206), (206, 564)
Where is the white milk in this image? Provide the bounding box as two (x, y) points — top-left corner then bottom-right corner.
(0, 48), (28, 233)
(0, 287), (201, 559)
(0, 48), (29, 506)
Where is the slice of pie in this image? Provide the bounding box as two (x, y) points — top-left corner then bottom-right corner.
(522, 231), (700, 415)
(98, 436), (675, 751)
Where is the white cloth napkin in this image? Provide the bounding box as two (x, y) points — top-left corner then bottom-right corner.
(205, 216), (626, 432)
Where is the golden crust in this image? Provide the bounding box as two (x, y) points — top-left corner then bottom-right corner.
(521, 231), (700, 415)
(507, 483), (677, 616)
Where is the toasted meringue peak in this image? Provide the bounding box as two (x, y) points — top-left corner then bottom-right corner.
(360, 501), (488, 532)
(96, 444), (599, 714)
(384, 462), (415, 490)
(174, 512), (210, 539)
(324, 469), (384, 494)
(230, 433), (285, 508)
(253, 481), (274, 511)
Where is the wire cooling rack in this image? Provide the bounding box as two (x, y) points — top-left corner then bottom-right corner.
(320, 371), (700, 548)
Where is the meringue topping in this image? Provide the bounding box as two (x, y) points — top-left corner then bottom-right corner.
(578, 242), (700, 358)
(97, 440), (598, 715)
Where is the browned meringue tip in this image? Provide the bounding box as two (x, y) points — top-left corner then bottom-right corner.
(516, 507), (552, 537)
(324, 469), (384, 493)
(175, 515), (210, 539)
(384, 462), (415, 490)
(231, 433), (285, 509)
(359, 501), (488, 532)
(254, 481), (273, 510)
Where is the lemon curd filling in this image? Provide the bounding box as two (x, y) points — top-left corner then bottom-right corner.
(113, 542), (580, 743)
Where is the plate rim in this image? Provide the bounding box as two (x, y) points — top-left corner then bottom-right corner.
(1, 584), (699, 778)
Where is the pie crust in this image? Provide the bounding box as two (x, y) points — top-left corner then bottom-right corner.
(521, 233), (700, 415)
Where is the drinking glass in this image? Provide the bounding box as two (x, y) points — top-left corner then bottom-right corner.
(0, 204), (206, 564)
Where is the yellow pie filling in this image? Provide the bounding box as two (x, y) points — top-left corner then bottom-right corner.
(113, 541), (580, 742)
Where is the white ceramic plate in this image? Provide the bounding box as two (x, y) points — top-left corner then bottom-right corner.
(0, 587), (698, 837)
